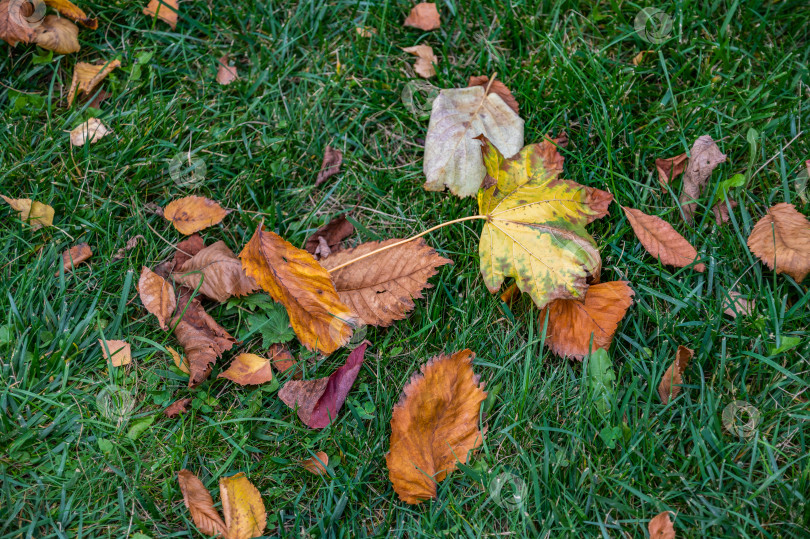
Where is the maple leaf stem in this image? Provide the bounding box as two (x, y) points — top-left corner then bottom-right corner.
(325, 215), (488, 273)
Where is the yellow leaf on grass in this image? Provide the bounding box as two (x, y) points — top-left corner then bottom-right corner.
(44, 0), (97, 28)
(240, 224), (356, 354)
(218, 353), (274, 386)
(67, 60), (121, 106)
(164, 196), (229, 235)
(386, 349), (487, 504)
(168, 346), (189, 374)
(137, 267), (176, 330)
(33, 15), (79, 54)
(143, 0), (178, 29)
(99, 338), (131, 367)
(747, 203), (810, 282)
(2, 195), (54, 229)
(477, 136), (612, 309)
(220, 472), (267, 539)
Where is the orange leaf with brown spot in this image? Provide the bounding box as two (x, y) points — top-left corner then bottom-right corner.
(164, 196), (229, 235)
(746, 203), (810, 282)
(539, 281), (634, 360)
(218, 353), (274, 386)
(648, 511), (676, 539)
(386, 349), (486, 504)
(658, 346), (693, 404)
(239, 224), (356, 354)
(622, 206), (705, 272)
(138, 267), (176, 330)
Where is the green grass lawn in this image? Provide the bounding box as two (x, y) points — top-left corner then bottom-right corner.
(1, 1), (809, 537)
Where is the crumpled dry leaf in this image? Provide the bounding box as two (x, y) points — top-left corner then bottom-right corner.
(424, 86), (524, 197)
(468, 75), (519, 114)
(0, 0), (38, 47)
(138, 266), (176, 331)
(164, 196), (229, 235)
(173, 241), (258, 303)
(648, 511), (676, 539)
(164, 397), (192, 417)
(478, 136), (611, 309)
(45, 0), (97, 28)
(220, 472), (267, 539)
(301, 451), (329, 475)
(658, 345), (693, 404)
(99, 338), (131, 367)
(305, 215), (354, 258)
(679, 135), (727, 222)
(69, 118), (109, 146)
(112, 234), (145, 261)
(723, 291), (754, 318)
(403, 2), (440, 31)
(2, 195), (54, 229)
(622, 206), (705, 272)
(386, 349), (486, 504)
(655, 153), (688, 187)
(269, 343), (298, 377)
(177, 470), (228, 538)
(747, 203), (810, 282)
(539, 281), (634, 360)
(240, 224), (356, 354)
(403, 44), (438, 78)
(218, 353), (274, 386)
(66, 60), (121, 107)
(315, 145), (343, 186)
(321, 238), (452, 327)
(143, 0), (178, 29)
(33, 15), (79, 54)
(278, 341), (369, 429)
(58, 242), (92, 274)
(216, 55), (238, 85)
(172, 290), (236, 387)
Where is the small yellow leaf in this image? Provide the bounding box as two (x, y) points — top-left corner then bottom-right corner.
(99, 338), (131, 367)
(219, 472), (267, 539)
(44, 0), (97, 28)
(2, 195), (55, 229)
(143, 0), (178, 29)
(218, 353), (274, 386)
(164, 196), (229, 235)
(168, 346), (189, 374)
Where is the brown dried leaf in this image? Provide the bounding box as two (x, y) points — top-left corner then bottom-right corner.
(2, 195), (54, 229)
(240, 224), (356, 354)
(69, 118), (110, 146)
(305, 215), (354, 257)
(269, 343), (298, 377)
(278, 341), (368, 429)
(386, 349), (486, 504)
(168, 346), (189, 374)
(301, 451), (329, 475)
(177, 470), (228, 538)
(33, 15), (79, 54)
(499, 282), (520, 305)
(0, 0), (37, 47)
(164, 397), (192, 418)
(219, 472), (266, 539)
(99, 338), (131, 367)
(172, 291), (236, 387)
(723, 291), (754, 318)
(143, 0), (177, 29)
(403, 44), (437, 78)
(467, 75), (519, 114)
(45, 0), (97, 28)
(658, 345), (693, 404)
(321, 238), (452, 327)
(712, 196), (737, 226)
(622, 206), (705, 272)
(648, 511), (676, 539)
(112, 234), (145, 261)
(679, 135), (727, 222)
(747, 203), (810, 282)
(655, 153), (688, 187)
(66, 60), (121, 107)
(164, 196), (229, 235)
(216, 55), (238, 85)
(58, 242), (92, 274)
(218, 353), (274, 386)
(403, 2), (440, 31)
(539, 281), (634, 360)
(315, 145), (343, 186)
(173, 241), (258, 303)
(138, 266), (176, 330)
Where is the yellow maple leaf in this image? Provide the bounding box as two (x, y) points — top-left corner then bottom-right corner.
(477, 136), (613, 309)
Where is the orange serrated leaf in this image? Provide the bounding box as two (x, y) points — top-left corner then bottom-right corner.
(164, 196), (229, 235)
(746, 203), (810, 282)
